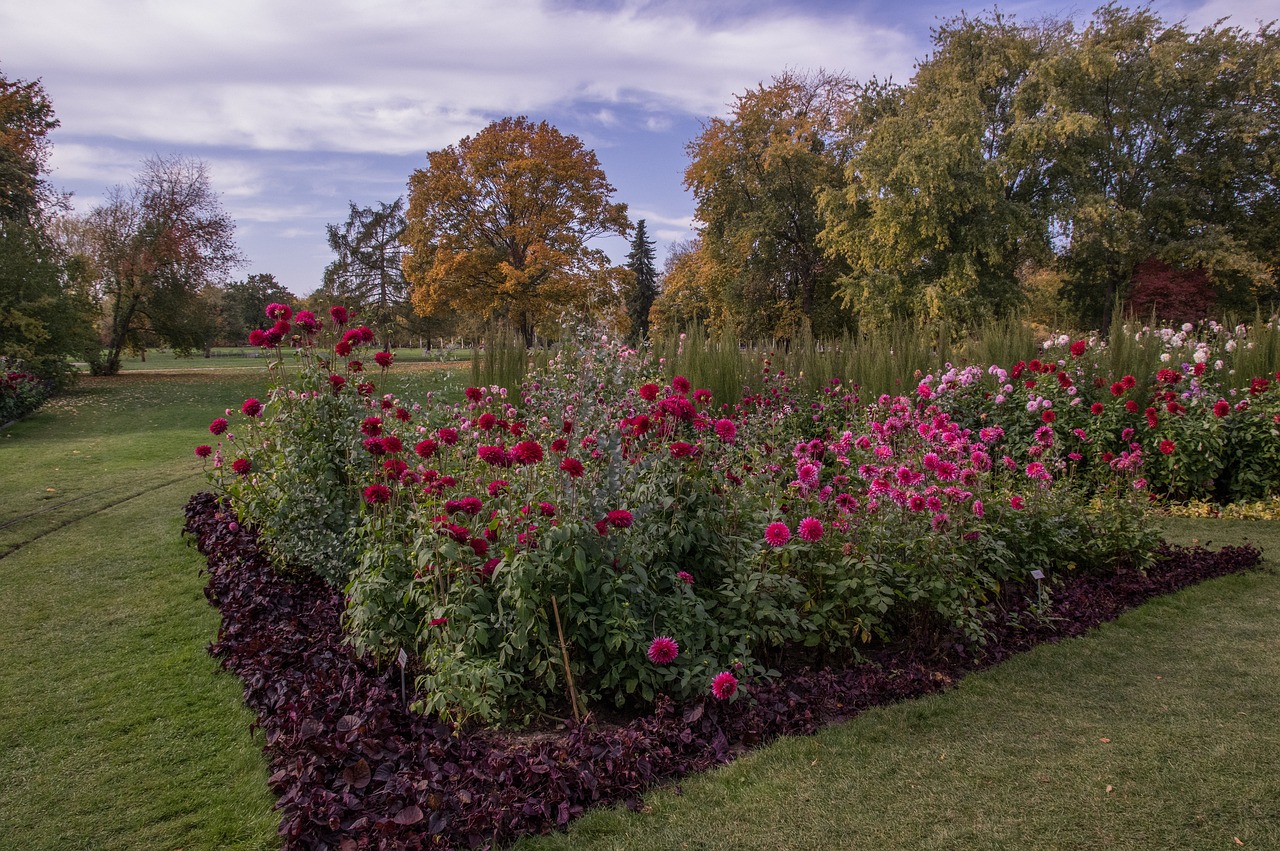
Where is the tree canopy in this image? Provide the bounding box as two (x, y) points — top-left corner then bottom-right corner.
(684, 70), (855, 337)
(0, 69), (59, 224)
(0, 69), (95, 385)
(403, 116), (630, 345)
(673, 5), (1279, 333)
(75, 155), (241, 373)
(324, 198), (411, 346)
(625, 218), (658, 341)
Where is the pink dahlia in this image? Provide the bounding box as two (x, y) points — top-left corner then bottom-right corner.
(414, 439), (438, 459)
(669, 441), (694, 458)
(764, 521), (791, 548)
(363, 484), (391, 505)
(512, 440), (544, 465)
(194, 444), (212, 458)
(638, 382), (660, 401)
(231, 457), (252, 476)
(209, 417), (229, 436)
(710, 671), (738, 700)
(714, 418), (737, 443)
(265, 302), (292, 321)
(294, 310), (319, 332)
(477, 444), (508, 466)
(607, 509), (633, 529)
(374, 351), (394, 368)
(647, 636), (679, 665)
(798, 517), (824, 542)
(360, 416), (383, 436)
(560, 457), (585, 478)
(241, 398), (263, 417)
(676, 570), (694, 585)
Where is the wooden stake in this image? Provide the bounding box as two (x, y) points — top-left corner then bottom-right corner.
(550, 595), (582, 723)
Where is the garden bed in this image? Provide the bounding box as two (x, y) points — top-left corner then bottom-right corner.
(184, 491), (1265, 850)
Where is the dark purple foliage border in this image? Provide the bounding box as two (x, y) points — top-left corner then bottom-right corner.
(184, 492), (1264, 850)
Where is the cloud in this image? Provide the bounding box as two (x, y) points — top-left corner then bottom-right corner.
(1184, 0), (1279, 27)
(5, 0), (915, 155)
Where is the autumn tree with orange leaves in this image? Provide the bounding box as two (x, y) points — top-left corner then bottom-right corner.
(403, 117), (630, 346)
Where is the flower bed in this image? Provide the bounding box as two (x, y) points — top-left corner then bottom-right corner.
(202, 315), (1176, 723)
(185, 491), (1263, 850)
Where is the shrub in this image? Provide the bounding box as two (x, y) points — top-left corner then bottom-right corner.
(0, 361), (51, 424)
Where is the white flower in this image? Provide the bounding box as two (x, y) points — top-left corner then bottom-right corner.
(1182, 323), (1193, 332)
(1160, 353), (1172, 362)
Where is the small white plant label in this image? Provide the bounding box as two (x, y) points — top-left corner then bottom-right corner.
(397, 648), (409, 667)
(1030, 569), (1045, 581)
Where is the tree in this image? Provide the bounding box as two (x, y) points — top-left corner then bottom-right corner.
(648, 238), (732, 337)
(324, 198), (411, 347)
(0, 70), (95, 386)
(79, 155), (241, 374)
(218, 272), (293, 344)
(685, 71), (855, 338)
(0, 69), (59, 224)
(403, 116), (631, 346)
(818, 14), (1056, 326)
(1037, 7), (1280, 326)
(624, 218), (658, 341)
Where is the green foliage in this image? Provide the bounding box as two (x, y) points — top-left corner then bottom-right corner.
(0, 70), (59, 224)
(0, 220), (96, 388)
(679, 6), (1279, 331)
(215, 273), (294, 345)
(625, 219), (658, 342)
(819, 13), (1046, 324)
(685, 71), (854, 338)
(323, 198), (414, 347)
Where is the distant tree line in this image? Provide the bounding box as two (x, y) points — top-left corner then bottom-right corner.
(659, 6), (1280, 337)
(5, 3), (1278, 385)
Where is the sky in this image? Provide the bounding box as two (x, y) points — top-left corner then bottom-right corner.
(3, 0), (1275, 297)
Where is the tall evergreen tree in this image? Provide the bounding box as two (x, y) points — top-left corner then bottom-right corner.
(324, 198), (411, 347)
(625, 219), (658, 341)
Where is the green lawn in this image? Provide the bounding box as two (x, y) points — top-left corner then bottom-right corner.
(2, 366), (1277, 849)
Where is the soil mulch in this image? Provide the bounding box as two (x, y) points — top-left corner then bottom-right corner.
(183, 492), (1265, 850)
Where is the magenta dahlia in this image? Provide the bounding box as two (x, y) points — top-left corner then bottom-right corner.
(647, 636), (679, 665)
(764, 521), (791, 548)
(711, 671), (738, 700)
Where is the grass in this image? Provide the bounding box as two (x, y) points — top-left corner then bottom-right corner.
(3, 359), (1278, 849)
(518, 517), (1280, 851)
(0, 362), (463, 849)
